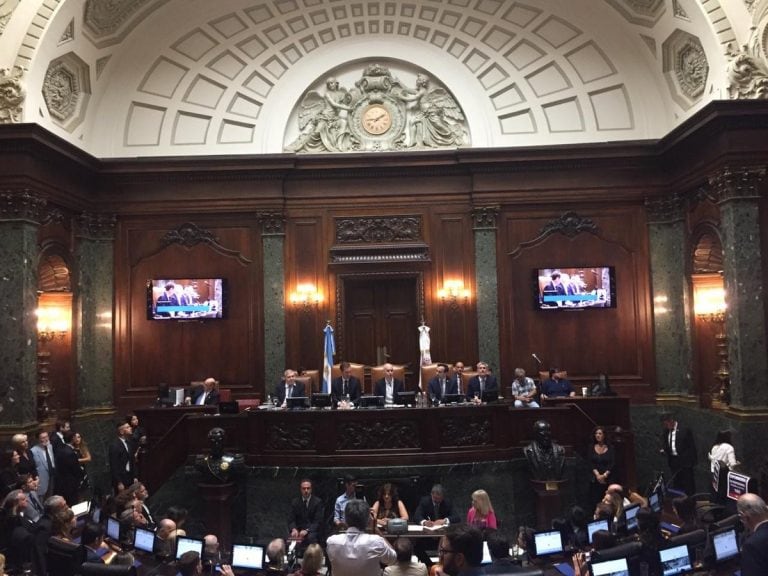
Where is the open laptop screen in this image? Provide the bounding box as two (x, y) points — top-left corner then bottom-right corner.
(649, 491), (661, 513)
(590, 557), (629, 576)
(231, 544), (264, 570)
(713, 528), (739, 562)
(133, 527), (155, 554)
(176, 537), (204, 560)
(624, 503), (641, 532)
(106, 517), (121, 541)
(533, 530), (563, 556)
(587, 518), (610, 544)
(659, 544), (692, 576)
(71, 501), (90, 518)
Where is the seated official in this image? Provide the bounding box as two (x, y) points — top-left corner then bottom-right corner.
(371, 483), (409, 529)
(510, 367), (540, 408)
(374, 363), (405, 406)
(413, 484), (461, 568)
(427, 364), (457, 404)
(383, 538), (427, 576)
(466, 489), (497, 530)
(288, 479), (323, 554)
(334, 474), (358, 529)
(275, 369), (306, 407)
(80, 522), (108, 563)
(466, 362), (498, 403)
(540, 368), (575, 399)
(185, 377), (220, 406)
(331, 362), (362, 407)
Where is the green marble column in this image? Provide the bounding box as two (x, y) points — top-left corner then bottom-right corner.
(0, 191), (46, 430)
(645, 195), (694, 398)
(472, 206), (500, 377)
(259, 213), (286, 390)
(710, 167), (768, 410)
(74, 213), (116, 410)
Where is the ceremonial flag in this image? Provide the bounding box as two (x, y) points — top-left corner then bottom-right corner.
(322, 322), (335, 393)
(418, 322), (432, 391)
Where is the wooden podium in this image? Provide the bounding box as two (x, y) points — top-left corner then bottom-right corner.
(530, 479), (567, 529)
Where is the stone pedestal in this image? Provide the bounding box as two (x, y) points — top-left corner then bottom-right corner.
(530, 479), (567, 530)
(198, 482), (237, 550)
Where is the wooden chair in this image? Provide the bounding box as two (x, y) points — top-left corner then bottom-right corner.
(370, 364), (407, 390)
(539, 370), (568, 382)
(218, 388), (232, 402)
(331, 362), (366, 393)
(420, 363), (452, 388)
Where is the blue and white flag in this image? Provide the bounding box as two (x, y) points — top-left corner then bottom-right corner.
(322, 323), (335, 393)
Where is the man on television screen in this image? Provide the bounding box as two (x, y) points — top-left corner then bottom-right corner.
(156, 282), (179, 316)
(331, 362), (361, 407)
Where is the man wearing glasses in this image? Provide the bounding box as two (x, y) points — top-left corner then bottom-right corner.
(437, 525), (485, 576)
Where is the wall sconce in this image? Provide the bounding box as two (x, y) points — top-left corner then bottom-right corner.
(693, 279), (729, 407)
(694, 287), (726, 322)
(36, 306), (70, 342)
(289, 283), (322, 311)
(438, 280), (470, 309)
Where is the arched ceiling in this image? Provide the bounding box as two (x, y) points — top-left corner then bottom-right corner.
(0, 0), (764, 158)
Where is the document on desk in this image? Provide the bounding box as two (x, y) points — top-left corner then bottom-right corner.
(422, 524), (445, 532)
(407, 525), (424, 532)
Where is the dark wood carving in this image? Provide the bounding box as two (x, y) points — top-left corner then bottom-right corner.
(337, 419), (420, 450)
(160, 222), (252, 264)
(441, 416), (492, 447)
(335, 216), (422, 243)
(266, 422), (316, 451)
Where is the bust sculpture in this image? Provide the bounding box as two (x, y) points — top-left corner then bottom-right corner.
(194, 427), (243, 484)
(524, 420), (565, 481)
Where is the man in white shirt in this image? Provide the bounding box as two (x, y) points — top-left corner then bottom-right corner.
(327, 499), (396, 576)
(374, 363), (404, 406)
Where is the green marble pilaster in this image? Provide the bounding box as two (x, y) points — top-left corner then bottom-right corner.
(472, 206), (500, 376)
(0, 191), (45, 429)
(74, 213), (116, 409)
(710, 167), (768, 410)
(259, 213), (286, 390)
(646, 195), (693, 397)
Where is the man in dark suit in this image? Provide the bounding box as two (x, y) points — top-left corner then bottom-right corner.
(186, 377), (221, 406)
(109, 421), (137, 492)
(373, 363), (405, 406)
(450, 361), (467, 396)
(274, 369), (306, 407)
(51, 419), (70, 452)
(331, 361), (362, 406)
(660, 412), (698, 496)
(80, 522), (106, 563)
(413, 484), (462, 567)
(428, 363), (457, 404)
(465, 362), (498, 403)
(737, 493), (768, 576)
(53, 430), (84, 505)
(288, 479), (324, 554)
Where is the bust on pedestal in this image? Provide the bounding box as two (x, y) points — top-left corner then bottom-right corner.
(524, 419), (566, 529)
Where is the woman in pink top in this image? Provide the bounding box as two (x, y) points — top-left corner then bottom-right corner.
(466, 489), (497, 529)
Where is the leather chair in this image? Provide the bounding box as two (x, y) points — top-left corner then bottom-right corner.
(591, 540), (642, 563)
(80, 562), (137, 576)
(46, 537), (86, 576)
(218, 388), (232, 402)
(370, 364), (407, 389)
(668, 528), (707, 556)
(331, 362), (366, 393)
(539, 370), (568, 382)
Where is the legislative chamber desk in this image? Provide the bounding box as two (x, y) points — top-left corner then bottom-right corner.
(136, 397), (635, 493)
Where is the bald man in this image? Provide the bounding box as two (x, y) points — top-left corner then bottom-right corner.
(737, 493), (768, 575)
(187, 377), (220, 406)
(373, 363), (404, 406)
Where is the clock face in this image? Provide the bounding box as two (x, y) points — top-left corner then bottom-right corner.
(362, 104), (392, 135)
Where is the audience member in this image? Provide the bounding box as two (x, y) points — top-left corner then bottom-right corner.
(11, 433), (37, 477)
(265, 538), (288, 575)
(109, 421), (138, 492)
(635, 507), (663, 576)
(291, 542), (323, 576)
(178, 551), (203, 576)
(72, 431), (91, 497)
(18, 473), (45, 523)
(0, 448), (20, 499)
(1, 489), (33, 567)
(436, 524), (484, 576)
(327, 499), (396, 576)
(514, 526), (535, 564)
(384, 537), (427, 576)
(81, 521), (106, 563)
(111, 552), (135, 566)
(466, 489), (496, 529)
(333, 474), (358, 528)
(371, 482), (409, 528)
(601, 491), (624, 528)
(202, 534), (221, 569)
(708, 428), (738, 472)
(593, 502), (613, 522)
(374, 363), (405, 406)
(672, 496), (698, 534)
(30, 495), (68, 575)
(155, 518), (177, 558)
(510, 367), (539, 408)
(540, 368), (575, 399)
(484, 531), (517, 575)
(737, 493), (768, 576)
(288, 479), (323, 554)
(53, 430), (84, 506)
(567, 505), (589, 549)
(127, 412), (148, 477)
(466, 362), (498, 403)
(51, 507), (76, 540)
(167, 505), (188, 537)
(30, 430), (56, 498)
(659, 411), (697, 496)
(588, 426), (614, 508)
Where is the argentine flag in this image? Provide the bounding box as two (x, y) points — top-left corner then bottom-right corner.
(322, 323), (335, 393)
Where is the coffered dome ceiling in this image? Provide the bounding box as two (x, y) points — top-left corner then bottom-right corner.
(0, 0), (765, 157)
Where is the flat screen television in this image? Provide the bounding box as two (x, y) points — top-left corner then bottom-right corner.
(147, 278), (227, 320)
(534, 267), (616, 310)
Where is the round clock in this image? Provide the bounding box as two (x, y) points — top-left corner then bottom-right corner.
(362, 104), (392, 135)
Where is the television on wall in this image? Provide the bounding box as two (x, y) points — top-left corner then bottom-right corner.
(534, 266), (616, 310)
(146, 278), (227, 320)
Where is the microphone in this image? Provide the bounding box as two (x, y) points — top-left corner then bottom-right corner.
(532, 354), (542, 365)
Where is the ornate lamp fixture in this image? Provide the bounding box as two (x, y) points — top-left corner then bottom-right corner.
(694, 281), (729, 407)
(289, 283), (322, 311)
(438, 280), (470, 309)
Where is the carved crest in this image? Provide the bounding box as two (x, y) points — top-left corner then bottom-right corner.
(540, 211), (599, 238)
(0, 67), (25, 124)
(335, 216), (422, 244)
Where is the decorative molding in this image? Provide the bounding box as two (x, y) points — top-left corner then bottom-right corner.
(708, 166), (768, 203)
(602, 0), (665, 27)
(0, 0), (20, 36)
(672, 0), (689, 20)
(0, 189), (46, 224)
(645, 193), (686, 224)
(541, 211), (599, 238)
(265, 422), (316, 451)
(59, 19), (75, 45)
(76, 212), (117, 241)
(337, 419), (421, 450)
(335, 215), (422, 244)
(71, 406), (117, 419)
(0, 67), (25, 124)
(160, 222), (253, 264)
(257, 212), (286, 236)
(83, 0), (154, 38)
(662, 31), (709, 110)
(329, 245), (430, 265)
(441, 417), (492, 446)
(42, 53), (91, 132)
(471, 206), (500, 230)
(726, 44), (768, 99)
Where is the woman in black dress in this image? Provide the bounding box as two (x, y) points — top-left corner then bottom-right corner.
(588, 426), (614, 509)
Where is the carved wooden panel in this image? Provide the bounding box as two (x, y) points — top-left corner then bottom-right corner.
(265, 422), (317, 451)
(440, 416), (493, 447)
(337, 419), (421, 450)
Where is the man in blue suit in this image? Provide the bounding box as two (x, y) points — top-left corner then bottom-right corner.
(374, 363), (404, 406)
(31, 431), (56, 498)
(274, 369), (306, 406)
(331, 362), (362, 406)
(428, 363), (457, 404)
(737, 493), (768, 576)
(466, 362), (498, 403)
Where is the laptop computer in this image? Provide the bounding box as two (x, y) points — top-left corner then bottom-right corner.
(589, 557), (629, 576)
(133, 526), (156, 554)
(359, 395), (384, 408)
(587, 518), (610, 544)
(624, 503), (641, 532)
(105, 516), (121, 544)
(286, 396), (309, 410)
(442, 393), (465, 404)
(231, 543), (265, 570)
(532, 529), (564, 557)
(481, 389), (499, 403)
(176, 536), (204, 560)
(659, 544), (692, 576)
(311, 393), (332, 408)
(218, 401), (239, 414)
(71, 500), (90, 519)
(395, 391), (416, 406)
(712, 527), (740, 563)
